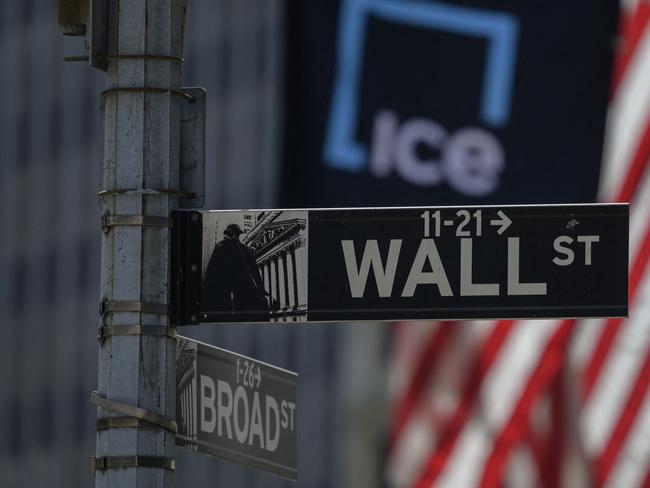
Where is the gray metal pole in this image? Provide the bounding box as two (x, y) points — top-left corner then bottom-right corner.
(95, 0), (187, 486)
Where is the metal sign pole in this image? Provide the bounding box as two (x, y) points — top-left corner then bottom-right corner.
(93, 0), (187, 486)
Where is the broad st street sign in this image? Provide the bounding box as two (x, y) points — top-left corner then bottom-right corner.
(171, 204), (628, 324)
(176, 336), (298, 480)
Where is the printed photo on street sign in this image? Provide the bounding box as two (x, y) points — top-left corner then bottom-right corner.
(176, 336), (298, 480)
(196, 210), (308, 322)
(171, 204), (628, 324)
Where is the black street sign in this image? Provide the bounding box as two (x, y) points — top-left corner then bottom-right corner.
(176, 336), (298, 480)
(171, 204), (628, 324)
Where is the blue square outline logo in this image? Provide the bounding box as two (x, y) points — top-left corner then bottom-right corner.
(323, 0), (519, 172)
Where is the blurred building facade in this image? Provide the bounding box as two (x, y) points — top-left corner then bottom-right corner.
(0, 1), (386, 487)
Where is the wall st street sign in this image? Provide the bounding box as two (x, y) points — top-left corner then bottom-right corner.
(171, 204), (628, 324)
(176, 336), (298, 480)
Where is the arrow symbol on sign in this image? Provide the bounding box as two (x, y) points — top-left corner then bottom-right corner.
(490, 210), (512, 235)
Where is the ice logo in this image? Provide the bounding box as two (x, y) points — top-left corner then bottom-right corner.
(323, 0), (519, 196)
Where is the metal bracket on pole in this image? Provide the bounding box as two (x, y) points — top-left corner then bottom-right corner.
(101, 86), (196, 102)
(64, 55), (91, 62)
(89, 456), (176, 475)
(90, 391), (178, 433)
(96, 417), (162, 431)
(179, 87), (206, 209)
(106, 54), (184, 63)
(98, 188), (196, 199)
(99, 300), (168, 317)
(101, 215), (173, 234)
(97, 324), (177, 344)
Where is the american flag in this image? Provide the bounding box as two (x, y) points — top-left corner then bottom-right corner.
(386, 1), (650, 486)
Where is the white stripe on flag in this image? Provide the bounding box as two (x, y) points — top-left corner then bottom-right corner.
(435, 320), (560, 486)
(599, 25), (650, 201)
(570, 318), (607, 371)
(581, 293), (650, 455)
(629, 166), (650, 258)
(581, 179), (650, 457)
(387, 321), (495, 487)
(605, 374), (650, 488)
(387, 410), (438, 487)
(437, 416), (492, 488)
(481, 320), (560, 430)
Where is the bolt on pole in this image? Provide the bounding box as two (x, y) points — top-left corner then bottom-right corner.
(94, 0), (188, 486)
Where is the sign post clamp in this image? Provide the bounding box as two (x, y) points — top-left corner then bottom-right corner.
(89, 455), (176, 476)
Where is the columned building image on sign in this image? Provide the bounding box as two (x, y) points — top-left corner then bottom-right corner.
(176, 338), (198, 451)
(243, 211), (308, 322)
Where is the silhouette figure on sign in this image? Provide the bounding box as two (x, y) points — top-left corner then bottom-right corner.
(201, 224), (270, 322)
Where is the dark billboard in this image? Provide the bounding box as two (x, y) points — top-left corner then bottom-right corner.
(282, 0), (619, 207)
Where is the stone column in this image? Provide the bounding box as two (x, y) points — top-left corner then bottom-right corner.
(278, 253), (287, 310)
(270, 258), (277, 305)
(295, 244), (308, 308)
(263, 261), (270, 294)
(286, 250), (296, 310)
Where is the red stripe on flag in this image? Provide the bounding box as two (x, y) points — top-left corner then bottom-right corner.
(526, 417), (551, 485)
(642, 467), (650, 488)
(628, 218), (650, 297)
(478, 320), (576, 488)
(596, 347), (650, 487)
(618, 118), (650, 203)
(582, 318), (624, 401)
(590, 217), (650, 484)
(583, 211), (650, 402)
(413, 320), (516, 488)
(582, 99), (650, 402)
(547, 372), (566, 488)
(610, 4), (650, 96)
(523, 377), (564, 488)
(388, 323), (455, 453)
